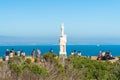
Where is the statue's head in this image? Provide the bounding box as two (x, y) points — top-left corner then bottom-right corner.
(61, 23), (64, 30)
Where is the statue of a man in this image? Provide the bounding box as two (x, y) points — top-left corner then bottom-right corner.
(60, 36), (66, 52)
(59, 23), (67, 53)
(59, 23), (67, 60)
(61, 23), (64, 36)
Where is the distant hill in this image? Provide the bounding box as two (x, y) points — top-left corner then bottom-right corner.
(0, 36), (58, 45)
(0, 36), (120, 45)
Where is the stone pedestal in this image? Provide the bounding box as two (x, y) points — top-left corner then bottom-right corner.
(59, 53), (67, 61)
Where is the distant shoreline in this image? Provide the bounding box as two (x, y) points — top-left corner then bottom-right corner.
(1, 44), (120, 46)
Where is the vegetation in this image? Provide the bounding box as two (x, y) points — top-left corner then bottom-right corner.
(117, 56), (120, 60)
(0, 56), (49, 80)
(0, 53), (120, 80)
(65, 55), (116, 80)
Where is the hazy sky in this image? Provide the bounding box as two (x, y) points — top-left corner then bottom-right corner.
(0, 0), (120, 44)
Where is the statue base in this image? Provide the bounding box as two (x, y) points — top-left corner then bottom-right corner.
(59, 52), (67, 61)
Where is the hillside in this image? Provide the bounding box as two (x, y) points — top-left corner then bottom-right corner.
(0, 53), (120, 80)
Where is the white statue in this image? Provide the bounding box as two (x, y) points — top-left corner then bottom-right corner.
(59, 23), (67, 60)
(61, 23), (64, 36)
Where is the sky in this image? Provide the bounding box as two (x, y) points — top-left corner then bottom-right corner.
(0, 0), (120, 45)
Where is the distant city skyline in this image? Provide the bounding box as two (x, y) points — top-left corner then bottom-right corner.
(0, 0), (120, 44)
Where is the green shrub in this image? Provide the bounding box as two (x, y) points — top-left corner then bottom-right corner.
(8, 56), (21, 64)
(9, 63), (22, 75)
(0, 62), (3, 67)
(43, 53), (57, 59)
(24, 58), (31, 64)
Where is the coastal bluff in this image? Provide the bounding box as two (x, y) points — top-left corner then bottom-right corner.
(0, 53), (119, 80)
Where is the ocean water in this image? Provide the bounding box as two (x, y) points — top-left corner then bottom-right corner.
(0, 45), (120, 58)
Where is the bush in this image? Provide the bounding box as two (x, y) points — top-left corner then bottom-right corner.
(43, 53), (56, 58)
(117, 56), (120, 60)
(30, 64), (49, 77)
(24, 58), (31, 64)
(8, 56), (22, 64)
(43, 52), (57, 61)
(9, 63), (22, 75)
(0, 62), (3, 67)
(65, 55), (116, 79)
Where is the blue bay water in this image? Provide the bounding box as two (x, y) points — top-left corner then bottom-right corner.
(0, 45), (120, 58)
